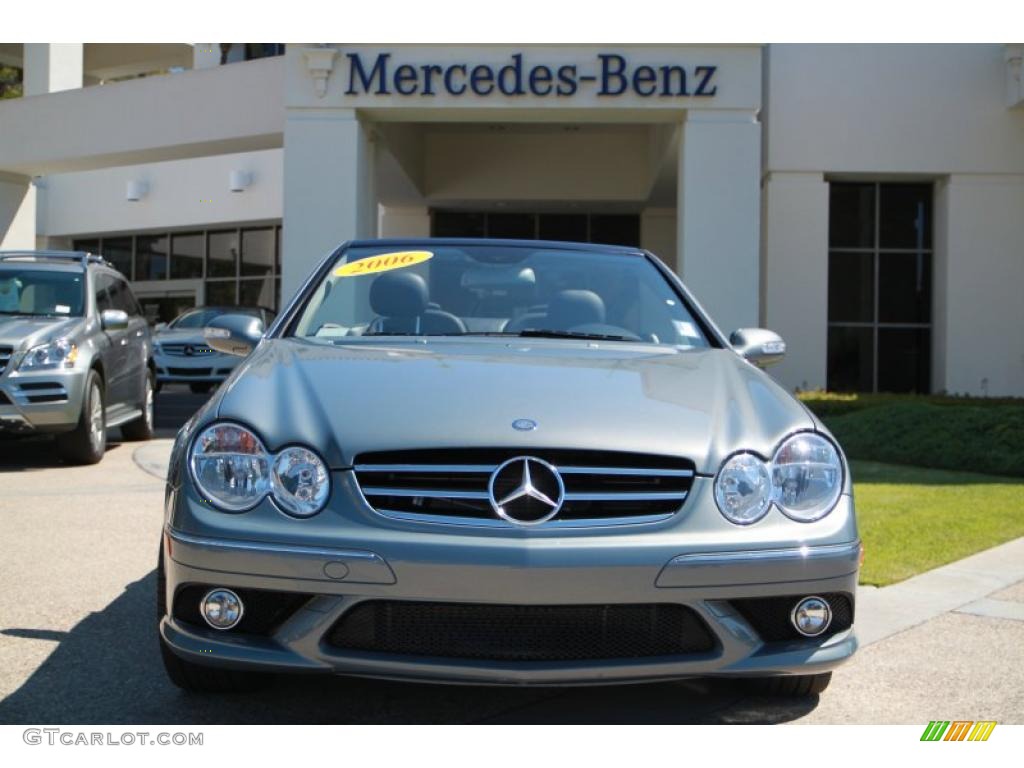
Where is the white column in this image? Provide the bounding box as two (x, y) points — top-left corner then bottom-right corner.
(676, 110), (761, 335)
(0, 173), (36, 250)
(281, 109), (376, 303)
(937, 174), (1024, 396)
(378, 206), (430, 238)
(23, 44), (83, 95)
(762, 172), (829, 392)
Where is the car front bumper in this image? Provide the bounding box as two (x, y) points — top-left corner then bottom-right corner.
(161, 476), (861, 686)
(154, 352), (236, 384)
(0, 366), (87, 434)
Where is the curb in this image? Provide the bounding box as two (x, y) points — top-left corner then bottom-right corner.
(132, 439), (174, 480)
(856, 536), (1024, 646)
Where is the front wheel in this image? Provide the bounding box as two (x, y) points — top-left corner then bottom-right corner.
(56, 370), (106, 465)
(745, 672), (832, 697)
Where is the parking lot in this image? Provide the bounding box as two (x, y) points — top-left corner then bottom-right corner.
(0, 386), (1022, 725)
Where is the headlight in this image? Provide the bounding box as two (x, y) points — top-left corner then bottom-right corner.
(271, 446), (330, 517)
(771, 433), (843, 522)
(18, 338), (79, 371)
(714, 452), (773, 525)
(189, 423), (271, 511)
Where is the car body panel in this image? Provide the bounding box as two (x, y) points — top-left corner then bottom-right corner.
(160, 238), (859, 685)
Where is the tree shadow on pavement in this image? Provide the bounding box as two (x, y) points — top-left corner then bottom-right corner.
(0, 572), (820, 725)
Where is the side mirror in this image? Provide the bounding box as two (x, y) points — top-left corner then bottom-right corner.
(204, 314), (264, 357)
(154, 322), (167, 332)
(100, 308), (129, 332)
(730, 328), (786, 368)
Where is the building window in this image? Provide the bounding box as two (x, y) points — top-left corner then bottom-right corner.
(827, 182), (933, 393)
(74, 224), (283, 320)
(432, 211), (641, 247)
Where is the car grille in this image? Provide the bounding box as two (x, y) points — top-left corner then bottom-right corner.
(159, 343), (216, 357)
(353, 448), (696, 527)
(326, 601), (716, 662)
(0, 346), (11, 375)
(166, 367), (213, 377)
(731, 593), (854, 642)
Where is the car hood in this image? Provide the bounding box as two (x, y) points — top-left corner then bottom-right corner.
(0, 315), (84, 352)
(214, 338), (813, 474)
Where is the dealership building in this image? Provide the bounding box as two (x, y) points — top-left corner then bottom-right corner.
(0, 43), (1022, 396)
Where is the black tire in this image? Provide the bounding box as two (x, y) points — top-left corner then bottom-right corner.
(189, 382), (213, 395)
(121, 369), (155, 441)
(156, 548), (269, 694)
(747, 672), (832, 697)
(56, 370), (106, 465)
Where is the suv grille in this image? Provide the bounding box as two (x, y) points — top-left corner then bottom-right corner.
(0, 346), (11, 375)
(326, 601), (716, 662)
(160, 343), (215, 357)
(353, 448), (696, 527)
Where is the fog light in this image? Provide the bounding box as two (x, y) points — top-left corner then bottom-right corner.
(201, 588), (244, 630)
(790, 596), (832, 637)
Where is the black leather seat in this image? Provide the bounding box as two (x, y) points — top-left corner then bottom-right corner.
(503, 289), (606, 333)
(368, 272), (466, 335)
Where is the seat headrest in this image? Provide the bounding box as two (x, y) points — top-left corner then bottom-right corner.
(369, 272), (429, 318)
(547, 289), (605, 330)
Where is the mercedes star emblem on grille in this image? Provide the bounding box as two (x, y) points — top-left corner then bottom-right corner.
(487, 456), (565, 526)
(184, 345), (195, 356)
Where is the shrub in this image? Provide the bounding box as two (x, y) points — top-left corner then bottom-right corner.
(822, 402), (1024, 477)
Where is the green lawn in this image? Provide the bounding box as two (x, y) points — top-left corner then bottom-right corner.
(851, 460), (1024, 586)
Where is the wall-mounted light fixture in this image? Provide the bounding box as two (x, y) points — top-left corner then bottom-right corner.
(229, 171), (252, 193)
(125, 180), (148, 202)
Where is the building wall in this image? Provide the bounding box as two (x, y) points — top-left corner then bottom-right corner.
(38, 149), (283, 236)
(763, 44), (1024, 395)
(0, 175), (36, 250)
(937, 175), (1024, 396)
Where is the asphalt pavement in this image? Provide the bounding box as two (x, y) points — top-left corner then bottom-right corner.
(0, 386), (1021, 724)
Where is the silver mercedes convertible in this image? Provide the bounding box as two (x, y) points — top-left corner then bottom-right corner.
(158, 238), (859, 696)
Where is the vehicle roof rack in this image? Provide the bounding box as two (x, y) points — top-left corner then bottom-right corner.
(0, 250), (112, 268)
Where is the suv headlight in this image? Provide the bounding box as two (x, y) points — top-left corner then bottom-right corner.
(189, 423), (330, 517)
(18, 338), (79, 371)
(771, 433), (843, 522)
(714, 433), (844, 525)
(714, 452), (773, 525)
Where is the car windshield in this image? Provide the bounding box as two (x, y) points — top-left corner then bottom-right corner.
(291, 243), (710, 347)
(170, 307), (260, 329)
(0, 268), (85, 317)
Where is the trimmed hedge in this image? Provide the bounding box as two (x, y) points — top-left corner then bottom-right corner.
(821, 402), (1024, 478)
(798, 390), (1024, 418)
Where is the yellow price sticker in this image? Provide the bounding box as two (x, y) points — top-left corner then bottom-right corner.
(334, 250), (433, 278)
